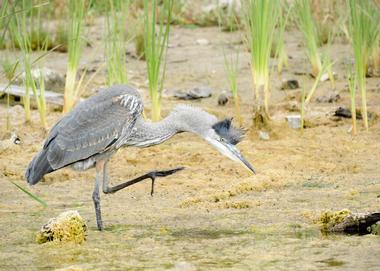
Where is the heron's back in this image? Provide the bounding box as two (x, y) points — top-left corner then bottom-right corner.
(25, 85), (143, 185)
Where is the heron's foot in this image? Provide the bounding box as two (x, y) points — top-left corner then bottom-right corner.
(148, 167), (185, 196)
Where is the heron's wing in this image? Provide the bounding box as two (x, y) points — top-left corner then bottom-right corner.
(45, 90), (143, 170)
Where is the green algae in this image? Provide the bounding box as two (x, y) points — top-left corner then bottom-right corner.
(316, 209), (351, 232)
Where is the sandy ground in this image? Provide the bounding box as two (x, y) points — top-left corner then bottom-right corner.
(0, 22), (380, 271)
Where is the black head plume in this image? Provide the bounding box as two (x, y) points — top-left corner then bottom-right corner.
(212, 118), (244, 145)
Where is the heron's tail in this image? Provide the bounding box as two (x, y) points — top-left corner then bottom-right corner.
(25, 149), (53, 185)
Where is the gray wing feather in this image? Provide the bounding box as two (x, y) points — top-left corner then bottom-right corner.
(44, 85), (143, 170)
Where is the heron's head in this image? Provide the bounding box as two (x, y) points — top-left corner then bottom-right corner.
(172, 105), (256, 174)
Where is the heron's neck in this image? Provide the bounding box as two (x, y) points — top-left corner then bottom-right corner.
(127, 115), (181, 147)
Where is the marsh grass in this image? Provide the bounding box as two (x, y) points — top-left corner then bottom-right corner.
(274, 3), (291, 74)
(63, 0), (87, 113)
(105, 0), (129, 86)
(300, 84), (306, 133)
(243, 0), (279, 120)
(1, 58), (18, 131)
(223, 47), (242, 125)
(10, 1), (50, 128)
(10, 181), (47, 207)
(348, 0), (380, 131)
(294, 0), (322, 77)
(347, 68), (357, 135)
(304, 56), (333, 104)
(144, 0), (173, 121)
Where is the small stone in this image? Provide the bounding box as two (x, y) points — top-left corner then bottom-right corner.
(196, 38), (209, 46)
(334, 107), (364, 119)
(281, 79), (299, 90)
(258, 131), (270, 141)
(286, 115), (302, 129)
(218, 93), (229, 105)
(36, 210), (87, 244)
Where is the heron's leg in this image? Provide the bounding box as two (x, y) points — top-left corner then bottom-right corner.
(93, 161), (104, 231)
(102, 163), (184, 196)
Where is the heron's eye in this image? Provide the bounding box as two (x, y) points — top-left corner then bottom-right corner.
(220, 137), (226, 142)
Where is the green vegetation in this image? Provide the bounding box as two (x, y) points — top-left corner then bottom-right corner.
(223, 47), (242, 125)
(274, 3), (291, 73)
(243, 0), (279, 120)
(347, 68), (357, 135)
(105, 0), (129, 86)
(10, 0), (48, 128)
(63, 0), (87, 113)
(143, 0), (173, 121)
(294, 0), (322, 77)
(348, 0), (380, 131)
(10, 181), (47, 207)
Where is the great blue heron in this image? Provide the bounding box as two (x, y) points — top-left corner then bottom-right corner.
(26, 85), (255, 230)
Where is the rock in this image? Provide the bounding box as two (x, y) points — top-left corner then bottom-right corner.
(286, 115), (302, 129)
(164, 86), (213, 100)
(317, 210), (380, 235)
(316, 91), (340, 103)
(280, 79), (299, 90)
(333, 107), (369, 120)
(258, 131), (270, 141)
(218, 92), (229, 105)
(195, 38), (209, 46)
(36, 210), (87, 244)
(14, 67), (65, 92)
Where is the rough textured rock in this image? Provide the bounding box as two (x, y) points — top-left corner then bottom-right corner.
(36, 210), (87, 244)
(317, 210), (380, 235)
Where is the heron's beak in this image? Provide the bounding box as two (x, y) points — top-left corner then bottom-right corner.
(206, 138), (256, 174)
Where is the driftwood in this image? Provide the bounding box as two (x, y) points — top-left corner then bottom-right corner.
(0, 84), (64, 106)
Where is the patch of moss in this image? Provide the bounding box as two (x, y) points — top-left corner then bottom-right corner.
(316, 209), (351, 232)
(36, 210), (87, 244)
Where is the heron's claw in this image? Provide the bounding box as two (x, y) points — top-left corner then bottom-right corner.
(149, 167), (185, 196)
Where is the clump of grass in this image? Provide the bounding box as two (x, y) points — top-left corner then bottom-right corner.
(11, 0), (47, 129)
(105, 0), (129, 86)
(143, 0), (173, 121)
(63, 0), (87, 113)
(0, 0), (10, 49)
(274, 2), (291, 74)
(294, 0), (322, 77)
(223, 47), (242, 125)
(347, 68), (357, 135)
(1, 58), (19, 131)
(243, 0), (279, 121)
(215, 1), (241, 32)
(348, 0), (379, 131)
